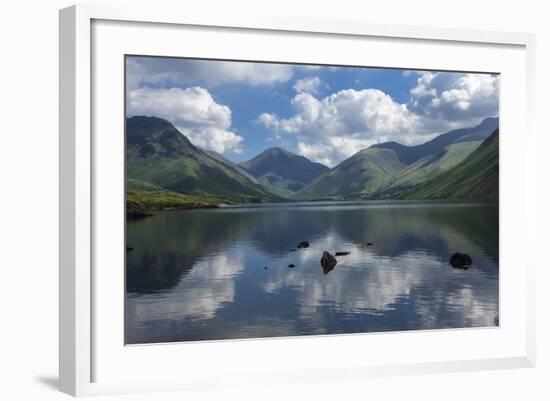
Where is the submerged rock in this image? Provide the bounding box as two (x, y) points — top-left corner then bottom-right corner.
(288, 264), (295, 268)
(297, 241), (310, 249)
(335, 251), (350, 256)
(450, 252), (473, 268)
(321, 251), (338, 275)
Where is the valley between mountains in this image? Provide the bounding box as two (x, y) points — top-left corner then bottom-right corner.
(126, 115), (499, 214)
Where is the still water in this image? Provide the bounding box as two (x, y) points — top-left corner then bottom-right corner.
(125, 201), (499, 344)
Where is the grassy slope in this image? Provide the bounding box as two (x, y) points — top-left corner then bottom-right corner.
(256, 173), (304, 198)
(293, 147), (405, 200)
(203, 149), (259, 184)
(127, 189), (225, 209)
(127, 157), (280, 203)
(386, 141), (482, 190)
(293, 142), (479, 200)
(126, 116), (283, 204)
(126, 179), (228, 210)
(401, 130), (499, 200)
(294, 118), (498, 201)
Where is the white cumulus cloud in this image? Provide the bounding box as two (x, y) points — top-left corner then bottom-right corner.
(127, 86), (243, 154)
(259, 71), (499, 166)
(408, 71), (499, 131)
(258, 89), (419, 166)
(293, 76), (324, 94)
(127, 57), (294, 89)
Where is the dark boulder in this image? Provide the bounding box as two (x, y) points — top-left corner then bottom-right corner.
(320, 251), (338, 275)
(450, 252), (473, 268)
(335, 251), (350, 256)
(297, 241), (310, 249)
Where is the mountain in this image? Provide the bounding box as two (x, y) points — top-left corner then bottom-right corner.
(401, 129), (499, 200)
(294, 117), (499, 200)
(203, 149), (259, 184)
(372, 117), (498, 165)
(292, 146), (406, 200)
(126, 116), (282, 204)
(239, 147), (329, 198)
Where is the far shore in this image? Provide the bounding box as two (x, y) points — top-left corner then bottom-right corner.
(128, 198), (499, 220)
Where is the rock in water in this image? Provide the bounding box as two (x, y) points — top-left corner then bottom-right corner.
(335, 251), (350, 256)
(366, 242), (373, 246)
(450, 252), (473, 268)
(297, 241), (310, 249)
(288, 264), (295, 268)
(321, 251), (337, 275)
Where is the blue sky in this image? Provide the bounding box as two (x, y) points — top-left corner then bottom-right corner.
(126, 56), (499, 167)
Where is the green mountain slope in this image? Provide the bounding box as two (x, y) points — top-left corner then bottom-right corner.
(372, 117), (498, 164)
(294, 117), (498, 200)
(385, 140), (483, 193)
(240, 147), (329, 197)
(126, 177), (227, 210)
(293, 147), (406, 200)
(401, 130), (499, 200)
(203, 149), (259, 184)
(126, 116), (282, 203)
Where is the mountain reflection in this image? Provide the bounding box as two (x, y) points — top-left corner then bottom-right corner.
(126, 201), (499, 344)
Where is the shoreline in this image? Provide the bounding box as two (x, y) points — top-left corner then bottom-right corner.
(131, 198), (499, 217)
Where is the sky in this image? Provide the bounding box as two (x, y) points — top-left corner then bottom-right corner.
(126, 56), (499, 167)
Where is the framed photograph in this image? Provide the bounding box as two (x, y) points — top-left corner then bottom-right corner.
(59, 4), (536, 397)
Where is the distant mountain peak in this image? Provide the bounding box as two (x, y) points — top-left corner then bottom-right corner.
(127, 115), (176, 131)
(240, 146), (329, 196)
(371, 141), (407, 151)
(126, 115), (195, 159)
(260, 147), (295, 157)
(479, 116), (499, 125)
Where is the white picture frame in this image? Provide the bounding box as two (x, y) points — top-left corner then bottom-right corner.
(59, 3), (536, 397)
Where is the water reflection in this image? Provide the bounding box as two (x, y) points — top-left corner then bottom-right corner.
(126, 201), (499, 344)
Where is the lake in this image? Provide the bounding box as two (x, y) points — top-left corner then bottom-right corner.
(125, 201), (499, 344)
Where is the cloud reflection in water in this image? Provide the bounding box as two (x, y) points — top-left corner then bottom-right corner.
(125, 201), (498, 344)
